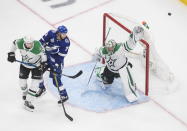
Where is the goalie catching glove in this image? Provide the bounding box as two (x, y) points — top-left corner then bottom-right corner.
(132, 26), (144, 42)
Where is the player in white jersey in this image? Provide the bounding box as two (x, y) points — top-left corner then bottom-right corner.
(94, 26), (144, 102)
(7, 36), (47, 111)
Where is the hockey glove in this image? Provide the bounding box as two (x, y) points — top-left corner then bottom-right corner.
(7, 52), (16, 63)
(92, 53), (102, 62)
(39, 62), (48, 72)
(132, 26), (144, 41)
(92, 49), (102, 62)
(51, 63), (62, 74)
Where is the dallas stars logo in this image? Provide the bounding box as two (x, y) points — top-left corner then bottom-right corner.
(22, 55), (32, 62)
(107, 57), (117, 68)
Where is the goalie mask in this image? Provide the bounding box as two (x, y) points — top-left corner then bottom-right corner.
(105, 39), (116, 54)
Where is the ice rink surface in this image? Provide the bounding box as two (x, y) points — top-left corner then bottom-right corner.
(0, 0), (187, 131)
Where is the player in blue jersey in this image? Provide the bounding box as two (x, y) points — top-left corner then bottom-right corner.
(36, 25), (70, 103)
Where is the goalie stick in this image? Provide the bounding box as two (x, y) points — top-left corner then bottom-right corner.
(15, 60), (83, 79)
(87, 27), (112, 86)
(87, 62), (97, 86)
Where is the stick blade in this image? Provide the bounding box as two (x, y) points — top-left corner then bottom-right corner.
(71, 70), (83, 78)
(65, 113), (73, 121)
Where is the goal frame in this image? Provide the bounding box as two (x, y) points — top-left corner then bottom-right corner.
(102, 13), (150, 96)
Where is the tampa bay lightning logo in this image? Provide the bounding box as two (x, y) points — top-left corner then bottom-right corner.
(107, 57), (117, 68)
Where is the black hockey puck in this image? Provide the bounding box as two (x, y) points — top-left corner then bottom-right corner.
(168, 12), (172, 16)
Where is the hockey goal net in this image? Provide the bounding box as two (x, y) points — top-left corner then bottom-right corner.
(103, 13), (150, 96)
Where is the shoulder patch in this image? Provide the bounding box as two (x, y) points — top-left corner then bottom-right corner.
(47, 30), (56, 37)
(65, 38), (70, 43)
(51, 30), (56, 33)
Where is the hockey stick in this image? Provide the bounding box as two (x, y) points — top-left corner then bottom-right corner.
(87, 62), (97, 86)
(53, 73), (73, 121)
(16, 60), (83, 79)
(15, 60), (37, 68)
(16, 60), (73, 121)
(87, 27), (112, 86)
(104, 27), (111, 42)
(47, 69), (83, 79)
(63, 70), (83, 78)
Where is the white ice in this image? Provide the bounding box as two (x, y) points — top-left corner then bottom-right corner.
(0, 0), (187, 131)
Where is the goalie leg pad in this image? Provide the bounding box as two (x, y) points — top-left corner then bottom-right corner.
(119, 66), (139, 103)
(95, 66), (105, 81)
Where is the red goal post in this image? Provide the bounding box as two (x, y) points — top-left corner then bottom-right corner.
(102, 13), (150, 96)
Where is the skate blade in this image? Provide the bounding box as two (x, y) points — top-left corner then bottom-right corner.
(24, 106), (34, 112)
(36, 91), (47, 98)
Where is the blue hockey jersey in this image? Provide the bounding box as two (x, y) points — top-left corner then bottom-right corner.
(39, 30), (70, 66)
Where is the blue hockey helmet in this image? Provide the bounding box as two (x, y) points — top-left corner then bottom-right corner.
(57, 25), (68, 33)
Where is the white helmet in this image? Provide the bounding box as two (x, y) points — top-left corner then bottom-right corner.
(23, 36), (34, 44)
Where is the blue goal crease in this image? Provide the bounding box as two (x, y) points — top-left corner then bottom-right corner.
(46, 62), (150, 112)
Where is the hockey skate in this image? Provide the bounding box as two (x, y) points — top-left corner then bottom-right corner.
(57, 96), (69, 104)
(58, 89), (69, 104)
(35, 88), (46, 98)
(24, 101), (34, 112)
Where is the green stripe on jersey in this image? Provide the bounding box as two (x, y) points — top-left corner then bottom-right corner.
(101, 43), (121, 55)
(113, 44), (121, 52)
(125, 42), (133, 51)
(16, 38), (43, 55)
(16, 38), (24, 49)
(31, 41), (43, 54)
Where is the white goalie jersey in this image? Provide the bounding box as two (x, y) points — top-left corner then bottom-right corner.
(100, 13), (177, 96)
